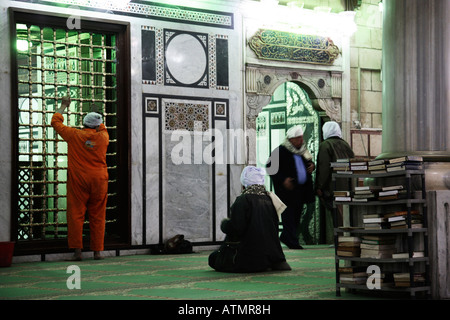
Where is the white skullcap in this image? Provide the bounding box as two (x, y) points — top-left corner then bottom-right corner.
(286, 125), (304, 138)
(83, 112), (102, 128)
(240, 166), (266, 187)
(322, 121), (342, 140)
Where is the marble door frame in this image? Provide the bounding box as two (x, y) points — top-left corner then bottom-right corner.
(244, 64), (343, 165)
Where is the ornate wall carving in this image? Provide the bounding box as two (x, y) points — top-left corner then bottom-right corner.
(249, 29), (340, 65)
(245, 66), (343, 129)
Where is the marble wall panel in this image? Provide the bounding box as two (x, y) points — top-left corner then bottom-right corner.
(214, 120), (229, 241)
(145, 117), (160, 244)
(163, 133), (213, 242)
(143, 95), (232, 244)
(141, 29), (156, 84)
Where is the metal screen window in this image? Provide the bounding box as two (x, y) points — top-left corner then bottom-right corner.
(14, 20), (120, 243)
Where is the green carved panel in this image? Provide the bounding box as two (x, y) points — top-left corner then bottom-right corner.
(249, 29), (340, 65)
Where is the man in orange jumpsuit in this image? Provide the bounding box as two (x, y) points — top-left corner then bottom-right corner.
(51, 96), (109, 261)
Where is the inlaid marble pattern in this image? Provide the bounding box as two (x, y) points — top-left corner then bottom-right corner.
(164, 100), (210, 132)
(142, 26), (229, 90)
(214, 101), (227, 118)
(165, 30), (208, 87)
(24, 0), (234, 29)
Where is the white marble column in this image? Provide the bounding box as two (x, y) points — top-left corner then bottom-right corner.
(382, 1), (450, 300)
(381, 0), (450, 190)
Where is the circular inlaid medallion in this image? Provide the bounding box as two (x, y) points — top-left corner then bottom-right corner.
(166, 34), (207, 85)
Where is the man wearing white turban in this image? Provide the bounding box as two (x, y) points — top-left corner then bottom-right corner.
(266, 125), (315, 249)
(83, 112), (103, 128)
(240, 166), (266, 187)
(208, 166), (291, 272)
(315, 121), (354, 243)
(51, 96), (109, 261)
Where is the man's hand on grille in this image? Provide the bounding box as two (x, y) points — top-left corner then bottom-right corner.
(55, 96), (71, 114)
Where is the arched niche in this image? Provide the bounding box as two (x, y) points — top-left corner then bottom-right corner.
(245, 65), (343, 165)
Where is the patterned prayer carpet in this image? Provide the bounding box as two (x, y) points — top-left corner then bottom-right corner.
(0, 245), (388, 301)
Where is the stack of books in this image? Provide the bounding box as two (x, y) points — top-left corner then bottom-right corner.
(360, 235), (396, 259)
(363, 213), (388, 230)
(331, 159), (352, 174)
(333, 190), (352, 202)
(349, 159), (369, 174)
(333, 156), (423, 174)
(353, 185), (382, 202)
(338, 266), (367, 285)
(378, 185), (407, 200)
(366, 270), (395, 288)
(337, 236), (361, 257)
(331, 158), (372, 174)
(393, 272), (426, 287)
(368, 159), (387, 174)
(385, 210), (423, 229)
(386, 156), (424, 172)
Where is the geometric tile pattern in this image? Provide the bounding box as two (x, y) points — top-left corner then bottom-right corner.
(30, 0), (234, 29)
(164, 101), (209, 132)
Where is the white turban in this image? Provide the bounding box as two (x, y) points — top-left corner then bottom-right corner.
(240, 166), (266, 187)
(83, 112), (103, 128)
(322, 121), (342, 140)
(286, 125), (304, 138)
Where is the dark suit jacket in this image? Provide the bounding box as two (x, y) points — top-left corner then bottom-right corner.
(266, 145), (315, 207)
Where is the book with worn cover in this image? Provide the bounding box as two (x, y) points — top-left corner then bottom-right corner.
(388, 156), (423, 164)
(381, 185), (404, 191)
(384, 210), (420, 218)
(368, 159), (386, 166)
(333, 191), (351, 197)
(392, 252), (424, 259)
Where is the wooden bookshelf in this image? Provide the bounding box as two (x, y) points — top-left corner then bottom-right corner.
(332, 163), (430, 299)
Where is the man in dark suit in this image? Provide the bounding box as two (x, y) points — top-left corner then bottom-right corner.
(266, 126), (315, 249)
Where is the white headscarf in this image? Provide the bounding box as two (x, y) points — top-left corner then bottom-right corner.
(322, 121), (342, 140)
(83, 112), (102, 128)
(240, 166), (266, 188)
(240, 166), (286, 220)
(286, 125), (304, 138)
(282, 125), (313, 161)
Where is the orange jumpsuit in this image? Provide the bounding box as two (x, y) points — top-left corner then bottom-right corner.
(51, 113), (109, 251)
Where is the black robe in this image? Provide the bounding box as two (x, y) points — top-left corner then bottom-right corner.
(209, 187), (287, 273)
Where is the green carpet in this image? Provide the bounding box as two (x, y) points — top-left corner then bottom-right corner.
(0, 245), (382, 301)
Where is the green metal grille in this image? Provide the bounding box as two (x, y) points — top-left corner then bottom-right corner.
(15, 23), (119, 241)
